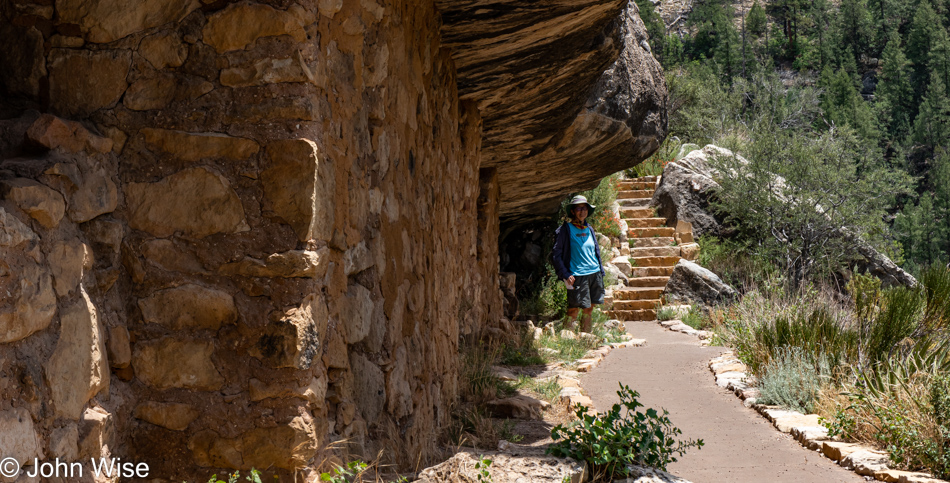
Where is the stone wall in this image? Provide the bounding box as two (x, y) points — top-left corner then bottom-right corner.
(0, 0), (502, 480)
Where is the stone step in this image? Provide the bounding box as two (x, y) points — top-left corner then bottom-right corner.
(625, 276), (670, 288)
(621, 208), (655, 219)
(626, 217), (667, 228)
(629, 227), (676, 238)
(617, 190), (654, 200)
(631, 266), (675, 277)
(614, 287), (664, 300)
(630, 237), (675, 248)
(630, 255), (680, 267)
(618, 181), (656, 191)
(608, 309), (657, 321)
(618, 198), (652, 209)
(613, 299), (658, 310)
(631, 246), (680, 257)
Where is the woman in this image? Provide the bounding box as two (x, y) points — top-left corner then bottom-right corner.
(551, 195), (606, 332)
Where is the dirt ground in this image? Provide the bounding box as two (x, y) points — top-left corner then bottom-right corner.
(580, 320), (866, 483)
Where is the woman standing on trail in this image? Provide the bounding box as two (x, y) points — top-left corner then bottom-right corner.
(551, 195), (606, 333)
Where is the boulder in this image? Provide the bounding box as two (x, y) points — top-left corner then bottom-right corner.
(663, 259), (738, 306)
(0, 208), (56, 343)
(653, 144), (917, 287)
(651, 144), (726, 239)
(486, 394), (550, 420)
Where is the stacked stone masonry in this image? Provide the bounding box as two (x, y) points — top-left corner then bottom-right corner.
(0, 0), (666, 480)
(0, 1), (505, 479)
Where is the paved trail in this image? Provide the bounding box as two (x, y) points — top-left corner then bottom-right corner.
(581, 320), (864, 483)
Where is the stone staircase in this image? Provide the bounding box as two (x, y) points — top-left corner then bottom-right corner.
(608, 176), (699, 321)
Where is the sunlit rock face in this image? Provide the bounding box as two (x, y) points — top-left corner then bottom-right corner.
(437, 0), (668, 223)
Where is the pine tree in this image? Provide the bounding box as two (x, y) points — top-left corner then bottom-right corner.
(912, 74), (950, 151)
(747, 1), (768, 37)
(837, 0), (874, 63)
(907, 1), (940, 101)
(929, 27), (950, 97)
(819, 67), (879, 141)
(875, 31), (915, 141)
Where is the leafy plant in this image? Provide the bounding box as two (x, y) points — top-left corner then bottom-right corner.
(474, 455), (493, 483)
(206, 469), (263, 483)
(657, 305), (677, 321)
(548, 384), (703, 480)
(320, 461), (367, 483)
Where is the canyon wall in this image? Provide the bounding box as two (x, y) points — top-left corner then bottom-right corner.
(0, 0), (663, 480)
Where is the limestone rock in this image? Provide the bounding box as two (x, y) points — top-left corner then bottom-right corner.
(107, 326), (132, 369)
(134, 401), (199, 431)
(125, 167), (250, 238)
(138, 284), (237, 330)
(0, 407), (42, 467)
(840, 449), (891, 476)
(486, 394), (549, 420)
(132, 338), (223, 390)
(56, 0), (201, 43)
(140, 128), (260, 163)
(416, 451), (588, 483)
(77, 406), (113, 459)
(343, 241), (374, 276)
(651, 145), (726, 239)
(386, 346), (413, 419)
(248, 377), (327, 407)
(0, 178), (66, 228)
(124, 75), (177, 111)
(189, 415), (316, 470)
(26, 114), (113, 154)
(47, 239), (93, 296)
(821, 441), (862, 462)
(249, 296), (326, 369)
(341, 284), (374, 344)
(616, 464), (693, 483)
(218, 248), (329, 279)
(141, 238), (207, 274)
(45, 291), (109, 420)
(220, 57), (312, 87)
(0, 209), (56, 343)
(663, 259), (738, 306)
(202, 2), (313, 53)
(436, 0), (667, 222)
(349, 352), (385, 424)
(48, 423), (79, 461)
(139, 31), (188, 69)
(261, 138), (331, 242)
(48, 49), (132, 117)
(67, 162), (119, 223)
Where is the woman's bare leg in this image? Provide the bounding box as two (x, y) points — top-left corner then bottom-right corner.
(580, 307), (594, 332)
(565, 308), (579, 329)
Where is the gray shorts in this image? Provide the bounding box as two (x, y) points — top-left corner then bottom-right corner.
(567, 272), (604, 309)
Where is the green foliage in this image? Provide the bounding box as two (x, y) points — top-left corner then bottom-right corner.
(696, 235), (776, 291)
(520, 266), (568, 320)
(818, 67), (879, 141)
(474, 456), (493, 483)
(656, 305), (677, 321)
(681, 305), (706, 330)
(548, 384), (703, 479)
(756, 346), (831, 413)
(207, 470), (263, 483)
(320, 462), (367, 483)
(746, 2), (767, 37)
(895, 151), (950, 269)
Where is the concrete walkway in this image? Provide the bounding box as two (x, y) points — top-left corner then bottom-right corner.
(580, 320), (864, 483)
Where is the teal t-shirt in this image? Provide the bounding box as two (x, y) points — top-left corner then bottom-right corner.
(568, 223), (600, 276)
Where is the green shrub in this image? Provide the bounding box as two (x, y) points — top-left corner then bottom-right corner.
(681, 305), (706, 329)
(520, 267), (567, 319)
(208, 469), (263, 483)
(756, 346), (830, 414)
(548, 384), (703, 480)
(657, 305), (677, 321)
